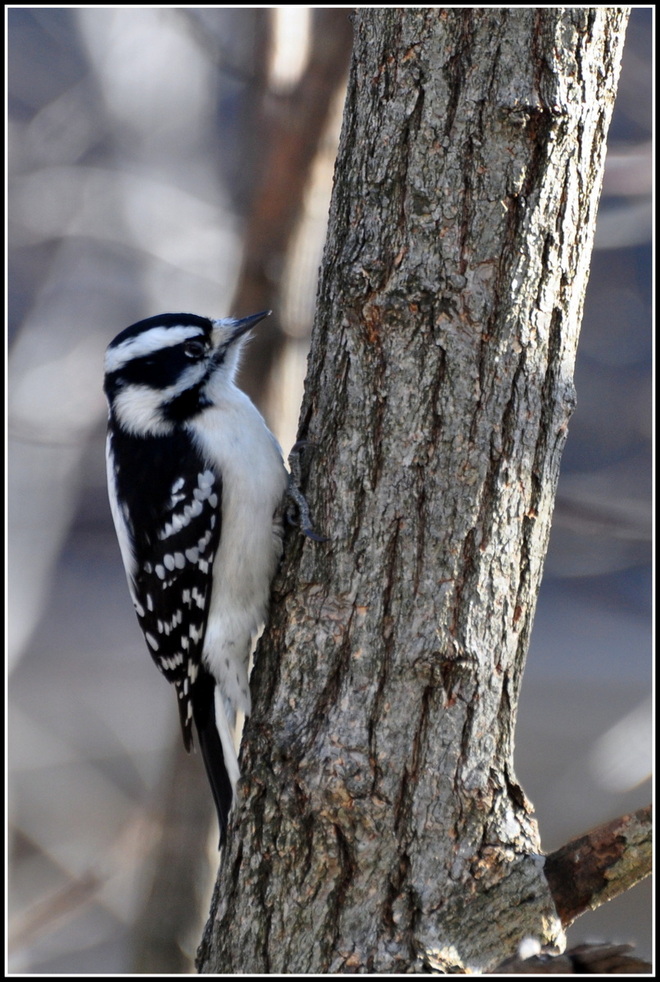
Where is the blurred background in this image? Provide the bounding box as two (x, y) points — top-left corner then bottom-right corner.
(7, 8), (651, 974)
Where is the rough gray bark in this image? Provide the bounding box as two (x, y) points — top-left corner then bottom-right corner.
(198, 7), (629, 974)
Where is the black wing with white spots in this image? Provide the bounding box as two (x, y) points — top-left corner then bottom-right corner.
(104, 310), (288, 847)
(109, 426), (221, 750)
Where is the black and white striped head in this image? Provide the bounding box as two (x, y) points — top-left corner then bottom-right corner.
(104, 311), (270, 436)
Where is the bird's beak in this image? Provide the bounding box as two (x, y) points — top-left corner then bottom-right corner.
(213, 309), (272, 346)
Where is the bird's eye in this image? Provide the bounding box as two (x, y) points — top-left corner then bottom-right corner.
(183, 340), (206, 360)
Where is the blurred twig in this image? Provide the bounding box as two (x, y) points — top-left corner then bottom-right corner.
(9, 868), (103, 954)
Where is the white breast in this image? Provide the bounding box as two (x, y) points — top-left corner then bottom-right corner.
(188, 388), (288, 719)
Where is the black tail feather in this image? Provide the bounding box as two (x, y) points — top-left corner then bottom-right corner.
(192, 669), (233, 847)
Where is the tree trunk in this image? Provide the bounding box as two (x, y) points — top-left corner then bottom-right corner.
(198, 7), (629, 974)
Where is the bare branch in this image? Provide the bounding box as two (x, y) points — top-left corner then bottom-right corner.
(543, 805), (652, 928)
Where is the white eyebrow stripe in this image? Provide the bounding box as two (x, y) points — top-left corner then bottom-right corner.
(104, 325), (206, 374)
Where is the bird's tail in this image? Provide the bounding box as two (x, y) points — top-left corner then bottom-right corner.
(191, 669), (238, 846)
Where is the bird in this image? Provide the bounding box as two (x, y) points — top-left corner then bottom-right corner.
(103, 310), (291, 844)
